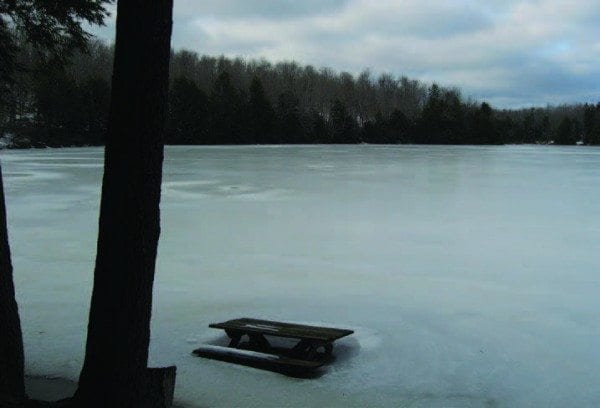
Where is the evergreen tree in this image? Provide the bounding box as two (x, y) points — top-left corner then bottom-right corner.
(276, 90), (303, 143)
(472, 102), (500, 144)
(588, 119), (600, 145)
(522, 109), (537, 143)
(540, 114), (551, 143)
(78, 76), (111, 146)
(418, 84), (443, 143)
(442, 91), (466, 144)
(496, 114), (517, 144)
(361, 112), (386, 144)
(554, 116), (577, 145)
(210, 71), (245, 144)
(306, 110), (329, 143)
(167, 77), (208, 144)
(0, 1), (110, 85)
(247, 76), (276, 143)
(330, 99), (358, 143)
(583, 104), (600, 145)
(387, 109), (411, 144)
(32, 64), (81, 146)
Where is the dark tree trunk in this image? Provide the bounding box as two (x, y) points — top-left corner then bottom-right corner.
(0, 164), (26, 404)
(73, 0), (174, 406)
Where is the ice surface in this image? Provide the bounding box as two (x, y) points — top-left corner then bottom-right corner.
(2, 145), (600, 407)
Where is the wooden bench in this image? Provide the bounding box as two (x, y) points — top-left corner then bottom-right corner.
(193, 318), (353, 374)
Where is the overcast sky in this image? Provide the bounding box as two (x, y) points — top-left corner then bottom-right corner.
(92, 0), (600, 108)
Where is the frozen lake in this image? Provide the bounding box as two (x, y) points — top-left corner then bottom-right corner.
(2, 145), (600, 407)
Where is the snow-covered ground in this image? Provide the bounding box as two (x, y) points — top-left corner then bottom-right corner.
(2, 145), (600, 407)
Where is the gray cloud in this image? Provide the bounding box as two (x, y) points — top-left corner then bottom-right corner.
(89, 0), (600, 108)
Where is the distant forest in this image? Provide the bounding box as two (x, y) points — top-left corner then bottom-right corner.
(1, 39), (600, 148)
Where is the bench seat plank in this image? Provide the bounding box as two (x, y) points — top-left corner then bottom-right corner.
(192, 345), (324, 374)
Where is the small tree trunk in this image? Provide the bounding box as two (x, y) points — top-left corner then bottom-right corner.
(74, 0), (174, 406)
(0, 164), (26, 404)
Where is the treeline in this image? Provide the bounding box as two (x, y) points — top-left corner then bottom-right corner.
(0, 40), (113, 147)
(1, 40), (600, 147)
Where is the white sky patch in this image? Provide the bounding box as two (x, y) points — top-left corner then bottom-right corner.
(88, 0), (600, 108)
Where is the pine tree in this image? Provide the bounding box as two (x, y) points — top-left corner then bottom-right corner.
(554, 117), (576, 145)
(248, 76), (276, 144)
(276, 90), (303, 143)
(330, 99), (358, 143)
(210, 71), (245, 143)
(167, 77), (208, 144)
(472, 102), (500, 145)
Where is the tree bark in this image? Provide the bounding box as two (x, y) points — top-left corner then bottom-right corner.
(73, 0), (174, 406)
(0, 164), (26, 403)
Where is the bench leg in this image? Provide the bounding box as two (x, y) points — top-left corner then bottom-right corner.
(305, 342), (333, 361)
(306, 344), (318, 361)
(292, 339), (311, 357)
(225, 330), (242, 348)
(248, 334), (271, 351)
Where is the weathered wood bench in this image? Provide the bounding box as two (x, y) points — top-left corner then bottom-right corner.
(193, 318), (353, 374)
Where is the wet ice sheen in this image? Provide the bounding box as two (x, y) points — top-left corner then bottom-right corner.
(2, 145), (600, 407)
